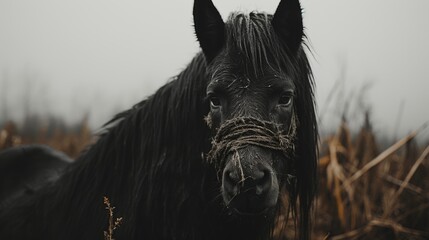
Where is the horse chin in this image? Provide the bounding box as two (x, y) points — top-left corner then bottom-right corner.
(230, 206), (276, 218)
(224, 192), (279, 218)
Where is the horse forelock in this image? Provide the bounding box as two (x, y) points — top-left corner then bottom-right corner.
(223, 12), (297, 78)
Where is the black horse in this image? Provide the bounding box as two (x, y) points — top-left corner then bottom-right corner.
(0, 145), (72, 208)
(0, 0), (317, 239)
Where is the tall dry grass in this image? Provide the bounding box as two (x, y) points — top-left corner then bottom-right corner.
(1, 115), (428, 239)
(312, 114), (429, 239)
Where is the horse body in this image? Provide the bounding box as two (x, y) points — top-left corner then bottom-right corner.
(0, 0), (317, 239)
(0, 145), (72, 208)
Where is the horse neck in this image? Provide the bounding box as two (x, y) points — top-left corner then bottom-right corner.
(48, 53), (212, 237)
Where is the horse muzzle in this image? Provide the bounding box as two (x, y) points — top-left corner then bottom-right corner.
(221, 146), (280, 215)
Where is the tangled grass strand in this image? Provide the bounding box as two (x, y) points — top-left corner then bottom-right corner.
(206, 115), (297, 170)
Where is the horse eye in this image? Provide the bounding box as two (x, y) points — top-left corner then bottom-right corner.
(210, 96), (221, 108)
(278, 94), (292, 106)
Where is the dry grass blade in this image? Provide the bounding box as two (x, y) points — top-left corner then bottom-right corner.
(396, 203), (429, 223)
(344, 131), (418, 185)
(384, 175), (429, 199)
(331, 218), (429, 240)
(382, 145), (429, 218)
(328, 138), (347, 227)
(0, 130), (7, 147)
(369, 219), (429, 238)
(330, 225), (369, 240)
(103, 196), (123, 240)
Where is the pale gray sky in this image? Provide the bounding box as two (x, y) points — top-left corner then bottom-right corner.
(0, 0), (428, 137)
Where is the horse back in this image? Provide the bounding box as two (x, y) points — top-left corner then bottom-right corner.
(0, 144), (72, 208)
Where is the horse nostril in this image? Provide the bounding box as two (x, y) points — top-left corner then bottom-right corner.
(223, 164), (273, 196)
(222, 169), (239, 195)
(225, 169), (239, 184)
(255, 169), (272, 195)
(228, 171), (237, 183)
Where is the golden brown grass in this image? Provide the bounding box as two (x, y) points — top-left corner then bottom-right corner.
(311, 119), (429, 240)
(0, 119), (92, 158)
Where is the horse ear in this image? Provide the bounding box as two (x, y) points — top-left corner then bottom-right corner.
(193, 0), (225, 63)
(272, 0), (303, 53)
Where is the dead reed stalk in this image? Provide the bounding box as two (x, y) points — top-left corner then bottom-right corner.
(103, 196), (123, 240)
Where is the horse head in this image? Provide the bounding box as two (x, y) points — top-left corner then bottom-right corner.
(194, 2), (316, 232)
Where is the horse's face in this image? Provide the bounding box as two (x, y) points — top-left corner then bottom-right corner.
(194, 0), (304, 216)
(206, 57), (296, 215)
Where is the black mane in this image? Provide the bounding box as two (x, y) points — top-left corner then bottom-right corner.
(0, 9), (317, 240)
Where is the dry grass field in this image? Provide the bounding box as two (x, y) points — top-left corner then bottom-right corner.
(1, 115), (428, 239)
(311, 118), (429, 239)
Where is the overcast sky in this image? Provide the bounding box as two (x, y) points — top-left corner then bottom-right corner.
(0, 0), (428, 138)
